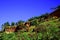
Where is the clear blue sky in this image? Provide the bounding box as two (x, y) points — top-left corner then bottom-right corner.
(0, 0), (60, 30)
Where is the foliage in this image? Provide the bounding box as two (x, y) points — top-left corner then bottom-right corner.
(0, 18), (60, 40)
(0, 6), (60, 40)
(16, 20), (24, 26)
(2, 22), (10, 31)
(11, 22), (15, 26)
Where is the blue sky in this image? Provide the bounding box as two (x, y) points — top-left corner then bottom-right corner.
(0, 0), (60, 30)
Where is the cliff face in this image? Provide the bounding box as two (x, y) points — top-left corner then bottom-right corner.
(50, 9), (60, 17)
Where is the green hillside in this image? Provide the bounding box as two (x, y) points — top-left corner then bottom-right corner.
(0, 6), (60, 40)
(0, 16), (60, 40)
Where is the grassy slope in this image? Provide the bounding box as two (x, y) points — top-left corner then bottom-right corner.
(0, 18), (60, 40)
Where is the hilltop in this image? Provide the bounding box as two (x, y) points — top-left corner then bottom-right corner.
(0, 6), (60, 40)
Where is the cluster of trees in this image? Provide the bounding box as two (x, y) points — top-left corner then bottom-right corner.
(0, 5), (60, 40)
(1, 5), (60, 31)
(0, 17), (60, 40)
(1, 20), (25, 31)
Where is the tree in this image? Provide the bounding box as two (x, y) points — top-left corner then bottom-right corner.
(30, 19), (38, 26)
(40, 13), (49, 18)
(2, 22), (10, 31)
(11, 22), (15, 26)
(3, 22), (10, 26)
(16, 20), (24, 26)
(56, 5), (60, 9)
(51, 5), (60, 10)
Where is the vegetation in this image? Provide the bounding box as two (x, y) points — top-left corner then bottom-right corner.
(0, 16), (60, 40)
(0, 6), (60, 40)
